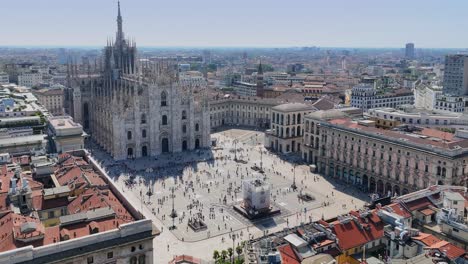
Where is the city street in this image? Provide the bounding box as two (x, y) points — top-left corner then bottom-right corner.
(87, 128), (371, 263)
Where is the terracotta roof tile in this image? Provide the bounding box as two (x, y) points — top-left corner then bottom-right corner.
(412, 233), (441, 246)
(278, 244), (301, 264)
(419, 208), (435, 216)
(384, 203), (412, 218)
(404, 197), (434, 212)
(426, 241), (466, 260)
(330, 211), (384, 250)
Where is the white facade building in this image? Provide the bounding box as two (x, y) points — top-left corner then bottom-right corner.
(414, 85), (442, 110)
(0, 72), (9, 84)
(265, 103), (315, 153)
(18, 71), (43, 87)
(367, 107), (468, 129)
(434, 95), (465, 113)
(350, 83), (414, 111)
(303, 110), (468, 196)
(210, 96), (277, 129)
(48, 115), (85, 153)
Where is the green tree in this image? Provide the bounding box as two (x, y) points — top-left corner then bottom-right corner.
(221, 250), (228, 261)
(213, 250), (220, 263)
(228, 247), (233, 262)
(236, 245), (243, 260)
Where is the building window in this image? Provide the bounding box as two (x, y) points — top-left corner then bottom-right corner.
(182, 110), (187, 120)
(195, 123), (199, 132)
(107, 252), (113, 259)
(87, 256), (94, 264)
(162, 115), (168, 125)
(182, 124), (187, 133)
(48, 211), (55, 218)
(161, 91), (167, 106)
(139, 255), (146, 264)
(141, 114), (146, 124)
(142, 129), (147, 138)
(127, 131), (132, 140)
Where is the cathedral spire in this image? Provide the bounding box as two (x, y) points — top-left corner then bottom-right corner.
(258, 59), (263, 75)
(116, 1), (124, 46)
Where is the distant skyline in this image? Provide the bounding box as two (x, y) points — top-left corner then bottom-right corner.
(1, 0), (468, 49)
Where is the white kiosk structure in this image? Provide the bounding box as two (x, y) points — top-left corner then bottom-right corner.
(234, 178), (282, 220)
(242, 178), (271, 213)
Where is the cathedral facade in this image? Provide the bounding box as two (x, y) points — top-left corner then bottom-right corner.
(66, 2), (210, 160)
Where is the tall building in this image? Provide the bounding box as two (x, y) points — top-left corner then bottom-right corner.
(442, 54), (468, 96)
(405, 43), (415, 59)
(256, 62), (264, 97)
(0, 72), (9, 84)
(67, 2), (210, 160)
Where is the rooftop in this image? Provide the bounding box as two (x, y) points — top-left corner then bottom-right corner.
(272, 103), (315, 112)
(0, 151), (142, 254)
(326, 117), (468, 152)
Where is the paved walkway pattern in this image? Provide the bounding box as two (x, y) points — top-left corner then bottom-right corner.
(87, 128), (370, 263)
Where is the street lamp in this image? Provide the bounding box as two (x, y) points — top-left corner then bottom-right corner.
(291, 164), (297, 190)
(146, 180), (153, 204)
(233, 139), (238, 161)
(260, 148), (263, 172)
(169, 187), (177, 230)
(231, 231), (236, 264)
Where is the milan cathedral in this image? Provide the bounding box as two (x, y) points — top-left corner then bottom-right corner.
(66, 2), (210, 160)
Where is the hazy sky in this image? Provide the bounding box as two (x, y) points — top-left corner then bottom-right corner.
(1, 0), (468, 48)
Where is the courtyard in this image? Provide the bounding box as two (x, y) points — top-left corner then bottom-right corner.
(87, 127), (371, 263)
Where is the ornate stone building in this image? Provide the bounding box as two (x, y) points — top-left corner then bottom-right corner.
(303, 110), (468, 196)
(66, 2), (210, 160)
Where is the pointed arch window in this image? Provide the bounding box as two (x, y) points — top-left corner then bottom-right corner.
(161, 91), (167, 106)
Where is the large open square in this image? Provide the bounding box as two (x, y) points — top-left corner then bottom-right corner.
(88, 128), (371, 262)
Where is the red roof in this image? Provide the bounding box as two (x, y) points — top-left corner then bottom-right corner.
(67, 188), (134, 222)
(412, 233), (441, 246)
(384, 203), (412, 218)
(419, 208), (435, 216)
(278, 244), (301, 264)
(40, 197), (69, 210)
(330, 211), (384, 250)
(426, 240), (466, 260)
(0, 152), (138, 254)
(404, 197), (434, 212)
